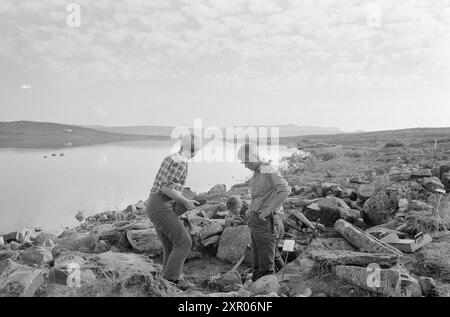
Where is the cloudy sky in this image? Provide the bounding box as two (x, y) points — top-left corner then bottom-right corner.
(1, 0), (450, 131)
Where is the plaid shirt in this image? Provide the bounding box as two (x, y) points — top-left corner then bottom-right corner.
(151, 152), (188, 194)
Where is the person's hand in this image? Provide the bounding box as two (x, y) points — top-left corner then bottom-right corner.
(184, 199), (200, 211)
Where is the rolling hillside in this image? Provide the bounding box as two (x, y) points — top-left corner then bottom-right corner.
(0, 121), (169, 148)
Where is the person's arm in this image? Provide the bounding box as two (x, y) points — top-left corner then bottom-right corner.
(259, 171), (291, 221)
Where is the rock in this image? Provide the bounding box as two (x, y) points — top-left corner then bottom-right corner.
(389, 167), (412, 181)
(201, 235), (220, 247)
(409, 200), (433, 212)
(58, 229), (78, 239)
(91, 224), (114, 235)
(398, 198), (409, 213)
(439, 164), (450, 178)
(308, 237), (357, 252)
(286, 209), (315, 230)
(412, 236), (450, 282)
(0, 250), (18, 262)
(411, 169), (432, 178)
(257, 291), (279, 297)
(248, 275), (280, 295)
(2, 232), (18, 243)
(291, 185), (307, 196)
(350, 176), (366, 184)
(208, 184), (227, 196)
(308, 250), (398, 268)
(207, 289), (251, 297)
(33, 232), (57, 248)
(94, 240), (111, 253)
(99, 229), (132, 251)
(283, 255), (315, 275)
(400, 275), (422, 297)
(135, 200), (147, 210)
(55, 233), (99, 253)
(441, 172), (450, 191)
(9, 241), (21, 250)
(19, 245), (53, 266)
(217, 226), (251, 264)
(47, 267), (68, 285)
(188, 217), (224, 241)
(126, 228), (162, 254)
(0, 259), (44, 297)
(419, 177), (445, 192)
(339, 208), (361, 223)
(304, 197), (350, 227)
(340, 188), (357, 200)
(357, 185), (375, 203)
(365, 228), (407, 240)
(54, 251), (88, 268)
(75, 211), (84, 222)
(363, 188), (401, 226)
(208, 271), (242, 292)
(334, 219), (403, 256)
(419, 277), (437, 296)
(47, 267), (97, 286)
(89, 252), (159, 282)
(316, 182), (341, 197)
(334, 265), (402, 296)
(113, 219), (153, 231)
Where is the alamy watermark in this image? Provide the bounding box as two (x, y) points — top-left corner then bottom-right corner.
(170, 119), (281, 164)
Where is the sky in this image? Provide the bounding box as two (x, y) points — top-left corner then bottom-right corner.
(1, 0), (450, 132)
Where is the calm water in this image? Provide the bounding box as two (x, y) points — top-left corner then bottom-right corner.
(0, 140), (295, 233)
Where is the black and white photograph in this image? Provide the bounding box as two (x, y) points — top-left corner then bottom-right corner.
(0, 0), (450, 303)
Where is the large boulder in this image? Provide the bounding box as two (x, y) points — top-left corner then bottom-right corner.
(54, 233), (100, 253)
(248, 275), (280, 295)
(98, 229), (132, 251)
(363, 188), (401, 226)
(334, 219), (403, 256)
(188, 217), (224, 241)
(409, 200), (433, 212)
(88, 252), (159, 281)
(389, 167), (412, 181)
(208, 184), (227, 196)
(217, 226), (251, 264)
(304, 197), (354, 227)
(0, 250), (19, 262)
(0, 259), (44, 297)
(442, 172), (450, 191)
(32, 231), (57, 247)
(418, 177), (445, 192)
(411, 169), (432, 179)
(283, 255), (315, 275)
(334, 265), (402, 296)
(90, 224), (114, 235)
(19, 246), (53, 266)
(357, 184), (375, 203)
(126, 228), (162, 254)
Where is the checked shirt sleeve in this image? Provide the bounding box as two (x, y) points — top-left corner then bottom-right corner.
(161, 161), (187, 192)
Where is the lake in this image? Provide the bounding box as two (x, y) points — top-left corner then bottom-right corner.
(0, 140), (296, 233)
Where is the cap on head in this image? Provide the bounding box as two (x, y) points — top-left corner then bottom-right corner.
(237, 143), (259, 163)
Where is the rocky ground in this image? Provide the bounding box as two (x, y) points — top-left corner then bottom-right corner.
(1, 139), (450, 297)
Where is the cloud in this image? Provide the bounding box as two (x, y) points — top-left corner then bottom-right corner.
(0, 0), (449, 88)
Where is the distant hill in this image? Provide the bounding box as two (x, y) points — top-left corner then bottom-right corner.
(280, 127), (450, 148)
(86, 124), (343, 138)
(85, 125), (175, 137)
(0, 121), (168, 148)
